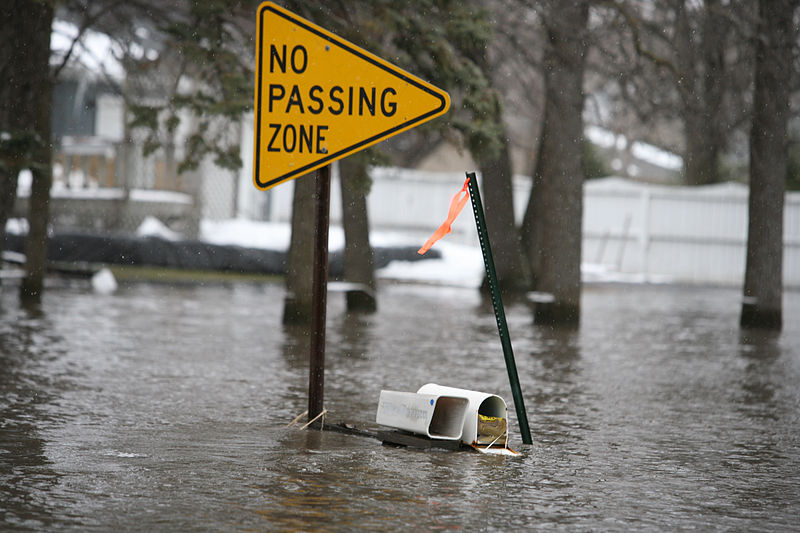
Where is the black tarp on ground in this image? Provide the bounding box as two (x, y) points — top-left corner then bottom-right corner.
(3, 232), (439, 278)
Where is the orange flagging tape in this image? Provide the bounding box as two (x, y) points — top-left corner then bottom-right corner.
(418, 176), (471, 255)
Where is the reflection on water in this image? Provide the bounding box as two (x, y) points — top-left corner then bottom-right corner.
(0, 302), (63, 530)
(1, 281), (799, 530)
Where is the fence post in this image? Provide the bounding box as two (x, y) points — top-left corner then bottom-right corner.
(639, 188), (651, 279)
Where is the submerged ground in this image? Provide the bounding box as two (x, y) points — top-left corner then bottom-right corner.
(1, 280), (798, 531)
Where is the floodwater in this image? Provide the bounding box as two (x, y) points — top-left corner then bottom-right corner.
(1, 279), (799, 531)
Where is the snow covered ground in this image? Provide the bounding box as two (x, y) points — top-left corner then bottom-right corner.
(5, 214), (664, 289)
(198, 218), (486, 288)
(197, 217), (661, 288)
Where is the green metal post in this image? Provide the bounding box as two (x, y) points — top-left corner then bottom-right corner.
(466, 172), (532, 444)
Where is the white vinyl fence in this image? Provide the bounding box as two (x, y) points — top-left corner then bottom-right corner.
(263, 167), (800, 288)
(582, 178), (799, 288)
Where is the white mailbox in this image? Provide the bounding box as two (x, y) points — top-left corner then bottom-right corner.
(416, 383), (508, 446)
(376, 390), (469, 440)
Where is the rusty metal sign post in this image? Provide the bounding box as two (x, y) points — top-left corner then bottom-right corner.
(307, 164), (330, 422)
(252, 2), (451, 424)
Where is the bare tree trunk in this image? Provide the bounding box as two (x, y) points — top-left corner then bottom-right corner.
(283, 174), (317, 324)
(0, 5), (21, 258)
(339, 157), (377, 312)
(740, 0), (796, 330)
(20, 161), (52, 300)
(478, 105), (531, 296)
(0, 167), (19, 270)
(466, 34), (531, 296)
(0, 0), (55, 301)
(683, 113), (721, 186)
(521, 0), (588, 326)
(675, 0), (727, 186)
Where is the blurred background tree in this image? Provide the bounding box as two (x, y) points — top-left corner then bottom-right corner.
(1, 0), (55, 301)
(1, 0), (260, 301)
(741, 0), (799, 329)
(520, 0), (589, 326)
(2, 0), (797, 331)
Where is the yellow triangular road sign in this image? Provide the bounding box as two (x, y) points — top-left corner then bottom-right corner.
(253, 2), (451, 191)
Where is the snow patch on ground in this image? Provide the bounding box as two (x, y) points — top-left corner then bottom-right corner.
(199, 218), (484, 287)
(137, 216), (181, 241)
(378, 241), (484, 288)
(585, 125), (683, 170)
